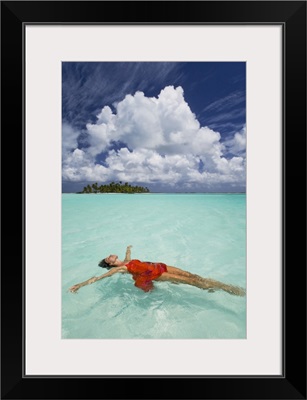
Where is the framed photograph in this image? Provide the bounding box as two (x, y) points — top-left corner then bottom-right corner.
(1, 1), (306, 399)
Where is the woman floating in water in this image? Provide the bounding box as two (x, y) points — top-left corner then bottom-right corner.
(69, 245), (246, 296)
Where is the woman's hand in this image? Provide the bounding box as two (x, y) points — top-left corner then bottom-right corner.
(68, 284), (80, 293)
(124, 245), (132, 263)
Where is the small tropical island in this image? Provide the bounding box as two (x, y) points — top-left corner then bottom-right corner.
(78, 181), (150, 194)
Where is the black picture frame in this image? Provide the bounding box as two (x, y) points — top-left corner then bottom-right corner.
(1, 1), (306, 399)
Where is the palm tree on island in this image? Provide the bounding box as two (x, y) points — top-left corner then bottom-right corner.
(78, 182), (150, 194)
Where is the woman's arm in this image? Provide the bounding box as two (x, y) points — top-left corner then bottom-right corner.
(123, 245), (132, 263)
(68, 267), (127, 293)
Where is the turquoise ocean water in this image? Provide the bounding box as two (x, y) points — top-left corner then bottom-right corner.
(62, 193), (246, 339)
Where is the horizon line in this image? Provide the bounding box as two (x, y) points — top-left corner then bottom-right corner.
(62, 191), (246, 194)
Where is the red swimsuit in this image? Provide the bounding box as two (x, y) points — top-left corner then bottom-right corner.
(126, 259), (168, 292)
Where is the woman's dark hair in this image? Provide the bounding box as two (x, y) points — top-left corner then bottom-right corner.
(98, 259), (113, 270)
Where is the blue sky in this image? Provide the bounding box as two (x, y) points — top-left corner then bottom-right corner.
(62, 62), (246, 192)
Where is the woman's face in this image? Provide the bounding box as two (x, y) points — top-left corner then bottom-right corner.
(105, 254), (118, 265)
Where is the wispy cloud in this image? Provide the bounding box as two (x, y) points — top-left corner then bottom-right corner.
(62, 62), (183, 128)
(201, 91), (245, 114)
(205, 108), (246, 125)
(207, 122), (245, 134)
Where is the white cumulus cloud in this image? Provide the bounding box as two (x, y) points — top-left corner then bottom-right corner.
(224, 125), (246, 156)
(62, 123), (80, 157)
(62, 86), (246, 191)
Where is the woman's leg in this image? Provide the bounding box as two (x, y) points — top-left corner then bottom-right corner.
(156, 272), (246, 296)
(166, 265), (195, 277)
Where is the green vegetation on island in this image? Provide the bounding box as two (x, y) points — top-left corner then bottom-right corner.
(79, 182), (150, 194)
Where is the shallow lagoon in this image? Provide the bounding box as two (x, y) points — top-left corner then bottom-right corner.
(62, 193), (246, 339)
